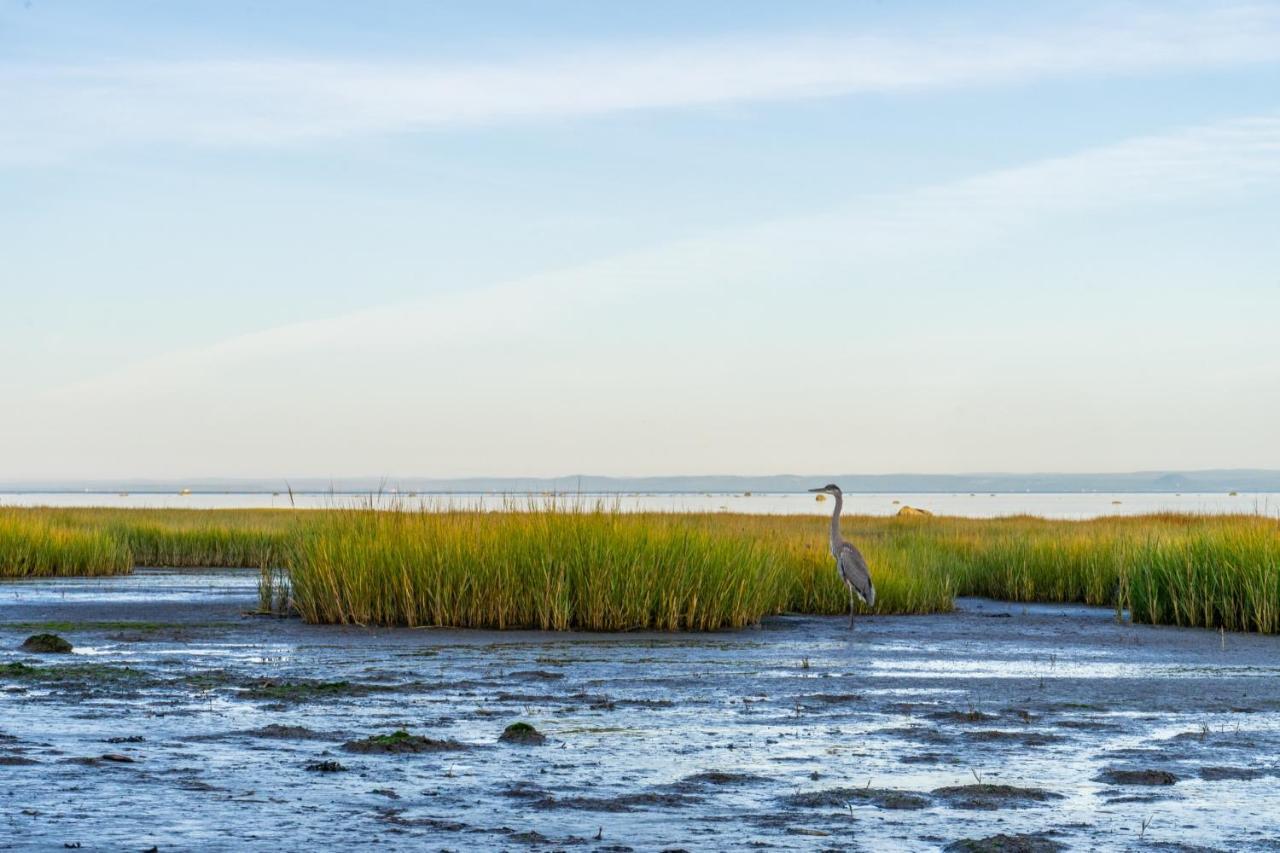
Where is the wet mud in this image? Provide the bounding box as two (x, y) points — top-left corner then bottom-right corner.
(3, 570), (1280, 850)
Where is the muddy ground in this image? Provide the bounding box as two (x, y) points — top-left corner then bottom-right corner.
(3, 569), (1280, 852)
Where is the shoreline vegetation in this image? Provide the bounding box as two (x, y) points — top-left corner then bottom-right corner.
(1, 505), (1277, 633)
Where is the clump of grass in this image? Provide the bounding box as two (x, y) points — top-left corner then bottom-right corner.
(109, 521), (285, 568)
(283, 504), (788, 631)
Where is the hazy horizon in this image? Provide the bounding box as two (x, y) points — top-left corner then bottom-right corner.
(4, 1), (1278, 479)
(4, 467), (1279, 495)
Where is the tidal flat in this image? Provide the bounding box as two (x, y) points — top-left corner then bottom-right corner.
(4, 569), (1280, 851)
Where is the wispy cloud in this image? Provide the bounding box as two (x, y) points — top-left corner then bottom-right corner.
(49, 111), (1280, 401)
(4, 4), (1280, 162)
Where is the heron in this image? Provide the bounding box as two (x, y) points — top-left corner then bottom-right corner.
(808, 484), (875, 628)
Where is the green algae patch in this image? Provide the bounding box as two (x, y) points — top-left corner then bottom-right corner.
(944, 834), (1066, 853)
(6, 621), (169, 634)
(0, 661), (151, 686)
(343, 730), (470, 754)
(239, 678), (395, 703)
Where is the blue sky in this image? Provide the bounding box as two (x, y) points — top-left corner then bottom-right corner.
(2, 1), (1279, 479)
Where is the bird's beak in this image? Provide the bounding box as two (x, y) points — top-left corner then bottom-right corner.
(807, 487), (824, 493)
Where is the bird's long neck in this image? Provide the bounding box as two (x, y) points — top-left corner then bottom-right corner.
(829, 491), (843, 556)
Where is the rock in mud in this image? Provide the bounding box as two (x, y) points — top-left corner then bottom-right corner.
(1199, 766), (1264, 781)
(21, 634), (73, 654)
(343, 730), (469, 754)
(931, 784), (1061, 810)
(783, 786), (930, 810)
(678, 770), (770, 786)
(928, 709), (998, 724)
(509, 670), (564, 681)
(944, 833), (1065, 852)
(242, 724), (335, 741)
(1095, 768), (1178, 786)
(499, 722), (546, 745)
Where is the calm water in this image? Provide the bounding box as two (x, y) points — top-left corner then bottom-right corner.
(1, 491), (1276, 519)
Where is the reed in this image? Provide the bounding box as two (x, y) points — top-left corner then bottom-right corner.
(1, 504), (1276, 634)
(0, 507), (297, 569)
(282, 505), (789, 630)
(0, 510), (132, 577)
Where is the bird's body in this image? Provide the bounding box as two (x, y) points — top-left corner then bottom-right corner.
(810, 484), (875, 627)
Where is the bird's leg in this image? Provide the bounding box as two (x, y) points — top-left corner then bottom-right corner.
(847, 587), (855, 630)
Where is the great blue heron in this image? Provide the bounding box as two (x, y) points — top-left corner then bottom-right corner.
(809, 484), (876, 628)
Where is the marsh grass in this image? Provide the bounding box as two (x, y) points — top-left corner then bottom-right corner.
(283, 503), (788, 630)
(0, 510), (131, 577)
(1, 504), (1277, 633)
(0, 507), (295, 570)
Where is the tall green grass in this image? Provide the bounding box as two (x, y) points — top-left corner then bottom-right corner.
(1, 505), (1277, 634)
(0, 510), (131, 577)
(283, 506), (789, 630)
(1, 508), (296, 568)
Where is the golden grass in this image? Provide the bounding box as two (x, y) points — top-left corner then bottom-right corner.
(283, 506), (788, 630)
(0, 509), (132, 577)
(0, 505), (1276, 633)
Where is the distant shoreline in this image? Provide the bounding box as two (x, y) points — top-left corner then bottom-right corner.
(3, 468), (1279, 494)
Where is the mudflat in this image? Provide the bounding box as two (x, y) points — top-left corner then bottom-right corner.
(3, 569), (1279, 851)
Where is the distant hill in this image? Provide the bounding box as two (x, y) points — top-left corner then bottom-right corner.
(4, 470), (1279, 494)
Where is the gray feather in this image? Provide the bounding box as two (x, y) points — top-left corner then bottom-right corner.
(838, 542), (876, 607)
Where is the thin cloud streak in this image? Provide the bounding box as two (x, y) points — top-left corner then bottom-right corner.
(4, 4), (1280, 161)
(47, 111), (1280, 401)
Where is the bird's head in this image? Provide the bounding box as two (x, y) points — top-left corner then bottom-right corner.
(808, 483), (842, 496)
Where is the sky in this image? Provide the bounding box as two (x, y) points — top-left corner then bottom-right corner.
(2, 0), (1279, 480)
